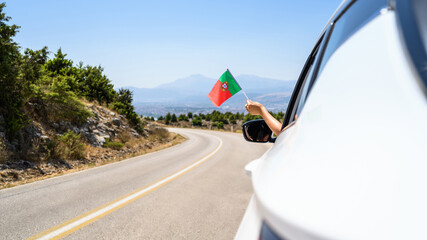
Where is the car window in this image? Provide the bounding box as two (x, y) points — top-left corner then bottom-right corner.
(396, 0), (427, 90)
(316, 0), (388, 76)
(282, 35), (324, 129)
(413, 0), (427, 51)
(294, 29), (332, 118)
(282, 0), (389, 129)
(292, 47), (320, 120)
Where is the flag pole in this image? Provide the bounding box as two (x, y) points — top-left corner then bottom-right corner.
(227, 68), (249, 101)
(241, 90), (249, 100)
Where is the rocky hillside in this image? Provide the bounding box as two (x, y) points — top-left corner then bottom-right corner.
(0, 102), (183, 189)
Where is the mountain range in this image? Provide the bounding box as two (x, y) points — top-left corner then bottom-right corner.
(128, 74), (296, 117)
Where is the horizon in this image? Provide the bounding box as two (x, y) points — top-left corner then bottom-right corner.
(123, 72), (296, 90)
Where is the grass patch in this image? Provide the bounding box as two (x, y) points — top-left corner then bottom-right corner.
(104, 141), (124, 150)
(148, 126), (170, 143)
(116, 131), (131, 143)
(49, 130), (85, 160)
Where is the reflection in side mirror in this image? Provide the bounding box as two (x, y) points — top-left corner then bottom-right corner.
(242, 119), (275, 143)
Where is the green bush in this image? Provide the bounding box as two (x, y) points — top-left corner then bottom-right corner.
(50, 131), (85, 160)
(104, 141), (124, 150)
(149, 127), (169, 143)
(192, 118), (202, 126)
(41, 77), (92, 125)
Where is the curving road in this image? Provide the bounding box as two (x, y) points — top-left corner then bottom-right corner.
(0, 128), (271, 240)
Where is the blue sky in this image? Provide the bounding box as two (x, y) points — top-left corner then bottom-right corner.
(6, 0), (342, 88)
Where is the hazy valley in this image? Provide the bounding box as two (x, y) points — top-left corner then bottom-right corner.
(129, 74), (296, 117)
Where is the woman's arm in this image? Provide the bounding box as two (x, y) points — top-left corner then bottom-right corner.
(245, 99), (282, 136)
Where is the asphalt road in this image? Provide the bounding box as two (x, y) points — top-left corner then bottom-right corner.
(0, 128), (271, 240)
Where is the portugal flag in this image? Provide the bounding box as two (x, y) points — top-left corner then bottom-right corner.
(208, 69), (242, 107)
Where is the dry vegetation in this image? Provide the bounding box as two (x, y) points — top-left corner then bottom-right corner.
(0, 129), (185, 189)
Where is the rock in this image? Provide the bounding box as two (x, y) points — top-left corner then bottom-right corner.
(21, 160), (33, 168)
(59, 121), (72, 131)
(97, 123), (108, 130)
(84, 130), (110, 147)
(112, 118), (121, 127)
(40, 135), (50, 143)
(87, 119), (96, 125)
(94, 135), (108, 146)
(129, 129), (139, 137)
(52, 123), (59, 129)
(72, 127), (80, 134)
(79, 127), (89, 133)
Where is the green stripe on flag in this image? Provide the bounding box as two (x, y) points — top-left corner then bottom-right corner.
(219, 70), (241, 95)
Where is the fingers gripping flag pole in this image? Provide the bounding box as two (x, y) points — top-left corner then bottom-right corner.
(208, 69), (248, 107)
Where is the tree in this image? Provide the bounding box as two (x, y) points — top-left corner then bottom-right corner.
(192, 117), (202, 126)
(187, 112), (193, 119)
(20, 47), (49, 93)
(0, 3), (25, 138)
(79, 65), (116, 105)
(165, 113), (171, 125)
(171, 114), (177, 123)
(112, 88), (141, 128)
(178, 114), (188, 121)
(229, 115), (236, 124)
(44, 48), (74, 76)
(116, 88), (133, 105)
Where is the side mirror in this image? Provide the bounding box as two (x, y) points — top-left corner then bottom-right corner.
(242, 119), (275, 143)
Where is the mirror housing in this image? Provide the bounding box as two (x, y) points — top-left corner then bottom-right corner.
(242, 119), (275, 143)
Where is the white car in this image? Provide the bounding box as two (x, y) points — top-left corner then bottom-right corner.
(237, 0), (427, 239)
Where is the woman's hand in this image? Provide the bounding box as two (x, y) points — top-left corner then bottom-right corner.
(244, 99), (283, 136)
(245, 99), (265, 116)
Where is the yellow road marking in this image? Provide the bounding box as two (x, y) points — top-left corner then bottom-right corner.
(28, 135), (223, 240)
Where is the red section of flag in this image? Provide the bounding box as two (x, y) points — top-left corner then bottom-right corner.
(207, 80), (232, 107)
